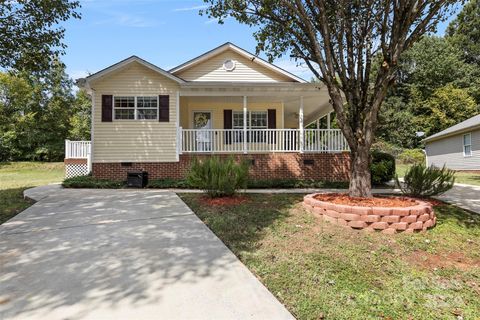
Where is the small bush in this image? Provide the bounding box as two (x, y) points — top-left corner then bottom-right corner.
(398, 149), (425, 164)
(62, 175), (124, 188)
(147, 178), (191, 189)
(186, 156), (249, 198)
(370, 151), (396, 185)
(247, 179), (348, 189)
(396, 164), (455, 197)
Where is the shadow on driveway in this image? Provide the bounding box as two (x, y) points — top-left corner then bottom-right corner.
(0, 188), (293, 320)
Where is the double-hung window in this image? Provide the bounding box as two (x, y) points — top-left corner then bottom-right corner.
(114, 96), (158, 120)
(232, 111), (268, 142)
(463, 133), (472, 157)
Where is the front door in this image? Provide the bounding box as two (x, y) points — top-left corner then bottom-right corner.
(193, 111), (212, 151)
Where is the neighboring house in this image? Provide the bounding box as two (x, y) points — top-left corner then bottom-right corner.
(74, 42), (350, 181)
(424, 114), (480, 170)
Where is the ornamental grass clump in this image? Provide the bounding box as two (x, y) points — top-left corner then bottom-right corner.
(396, 164), (455, 197)
(186, 156), (249, 198)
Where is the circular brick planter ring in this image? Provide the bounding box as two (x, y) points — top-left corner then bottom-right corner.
(303, 193), (436, 234)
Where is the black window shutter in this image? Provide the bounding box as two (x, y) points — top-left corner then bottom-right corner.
(224, 109), (233, 144)
(159, 95), (169, 122)
(101, 95), (113, 122)
(268, 109), (276, 143)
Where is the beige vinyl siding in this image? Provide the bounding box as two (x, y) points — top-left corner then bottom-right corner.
(179, 96), (283, 129)
(426, 129), (480, 170)
(174, 50), (294, 82)
(91, 62), (179, 163)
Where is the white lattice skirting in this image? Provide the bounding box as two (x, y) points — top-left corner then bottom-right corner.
(65, 163), (89, 179)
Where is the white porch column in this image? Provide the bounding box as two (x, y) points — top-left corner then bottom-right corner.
(327, 112), (331, 129)
(176, 90), (181, 160)
(299, 96), (304, 153)
(243, 96), (248, 154)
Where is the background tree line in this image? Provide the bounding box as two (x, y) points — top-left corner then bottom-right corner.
(376, 0), (480, 150)
(0, 0), (88, 161)
(0, 61), (91, 161)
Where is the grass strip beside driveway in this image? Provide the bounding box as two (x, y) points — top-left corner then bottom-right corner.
(0, 162), (64, 224)
(180, 193), (480, 320)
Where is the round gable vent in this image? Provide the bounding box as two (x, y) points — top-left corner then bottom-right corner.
(223, 59), (236, 71)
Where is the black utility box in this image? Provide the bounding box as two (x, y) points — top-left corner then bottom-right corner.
(127, 171), (148, 188)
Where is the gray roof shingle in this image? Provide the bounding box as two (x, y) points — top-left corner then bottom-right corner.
(423, 114), (480, 142)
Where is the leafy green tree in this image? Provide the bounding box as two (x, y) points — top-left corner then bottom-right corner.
(377, 96), (419, 149)
(69, 89), (92, 141)
(414, 84), (478, 136)
(399, 36), (471, 99)
(447, 0), (480, 66)
(377, 35), (479, 148)
(0, 60), (91, 161)
(0, 0), (80, 72)
(202, 0), (461, 197)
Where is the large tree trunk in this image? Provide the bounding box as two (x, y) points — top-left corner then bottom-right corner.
(349, 145), (372, 198)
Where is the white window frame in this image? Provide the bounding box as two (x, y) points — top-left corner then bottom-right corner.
(463, 133), (472, 157)
(113, 95), (159, 121)
(232, 111), (268, 129)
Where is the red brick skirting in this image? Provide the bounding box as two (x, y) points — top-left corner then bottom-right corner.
(64, 158), (87, 165)
(92, 152), (351, 181)
(303, 193), (436, 233)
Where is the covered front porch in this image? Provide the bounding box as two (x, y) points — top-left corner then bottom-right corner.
(177, 82), (348, 154)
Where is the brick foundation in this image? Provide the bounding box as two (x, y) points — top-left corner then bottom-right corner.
(64, 158), (87, 165)
(303, 193), (436, 233)
(92, 152), (351, 181)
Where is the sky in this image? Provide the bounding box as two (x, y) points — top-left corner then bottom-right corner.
(63, 0), (462, 82)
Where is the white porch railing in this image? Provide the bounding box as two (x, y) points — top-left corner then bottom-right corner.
(180, 129), (348, 153)
(65, 140), (92, 178)
(65, 140), (91, 159)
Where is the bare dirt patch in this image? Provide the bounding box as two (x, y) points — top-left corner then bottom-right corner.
(314, 193), (417, 207)
(408, 250), (480, 271)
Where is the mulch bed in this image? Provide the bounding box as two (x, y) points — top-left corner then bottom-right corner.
(314, 193), (418, 207)
(200, 195), (249, 206)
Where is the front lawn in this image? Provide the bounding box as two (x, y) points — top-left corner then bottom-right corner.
(396, 163), (480, 186)
(180, 193), (480, 320)
(0, 162), (64, 224)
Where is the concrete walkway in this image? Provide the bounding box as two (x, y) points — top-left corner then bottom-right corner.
(435, 183), (480, 214)
(0, 186), (293, 320)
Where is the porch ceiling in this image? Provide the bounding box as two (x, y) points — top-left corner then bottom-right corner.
(179, 82), (332, 127)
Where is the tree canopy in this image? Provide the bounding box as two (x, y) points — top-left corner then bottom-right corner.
(447, 0), (480, 66)
(0, 0), (80, 72)
(0, 61), (91, 161)
(376, 1), (480, 150)
(202, 0), (462, 197)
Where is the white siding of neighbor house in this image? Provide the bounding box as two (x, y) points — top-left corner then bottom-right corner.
(425, 129), (480, 170)
(174, 50), (295, 82)
(90, 61), (179, 163)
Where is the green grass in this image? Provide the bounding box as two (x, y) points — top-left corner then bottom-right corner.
(396, 163), (480, 186)
(180, 193), (480, 320)
(0, 162), (64, 224)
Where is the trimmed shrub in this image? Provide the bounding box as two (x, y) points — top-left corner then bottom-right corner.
(247, 179), (348, 189)
(62, 175), (124, 188)
(370, 151), (396, 185)
(186, 156), (249, 197)
(398, 149), (425, 165)
(396, 164), (455, 197)
(147, 178), (191, 189)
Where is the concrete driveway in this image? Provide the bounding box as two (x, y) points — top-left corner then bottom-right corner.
(0, 186), (293, 320)
(436, 183), (480, 214)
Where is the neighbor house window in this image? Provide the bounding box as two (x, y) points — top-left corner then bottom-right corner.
(114, 96), (158, 120)
(463, 133), (472, 157)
